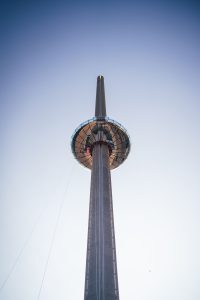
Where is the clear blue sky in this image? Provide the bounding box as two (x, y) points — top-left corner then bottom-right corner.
(0, 0), (200, 299)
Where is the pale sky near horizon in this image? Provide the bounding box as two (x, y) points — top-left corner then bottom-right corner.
(0, 0), (200, 299)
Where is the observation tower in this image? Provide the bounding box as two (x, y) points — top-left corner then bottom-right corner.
(71, 76), (130, 299)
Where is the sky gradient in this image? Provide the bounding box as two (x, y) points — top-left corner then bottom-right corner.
(0, 0), (200, 299)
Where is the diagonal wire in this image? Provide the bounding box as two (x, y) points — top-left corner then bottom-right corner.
(0, 163), (75, 295)
(37, 164), (75, 300)
(0, 201), (49, 293)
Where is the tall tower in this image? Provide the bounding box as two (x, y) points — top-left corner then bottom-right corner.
(71, 76), (130, 299)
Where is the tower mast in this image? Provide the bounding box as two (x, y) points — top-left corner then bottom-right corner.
(71, 76), (130, 299)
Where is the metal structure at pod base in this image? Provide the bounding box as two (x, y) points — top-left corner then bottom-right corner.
(71, 76), (130, 300)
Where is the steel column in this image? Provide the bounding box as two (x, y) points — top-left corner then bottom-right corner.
(84, 143), (119, 300)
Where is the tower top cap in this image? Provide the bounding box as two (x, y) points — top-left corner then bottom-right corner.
(95, 75), (106, 118)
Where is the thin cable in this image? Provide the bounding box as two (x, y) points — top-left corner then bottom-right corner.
(0, 203), (49, 293)
(37, 164), (75, 300)
(0, 163), (74, 294)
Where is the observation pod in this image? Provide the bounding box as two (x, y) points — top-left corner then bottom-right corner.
(71, 117), (130, 170)
(71, 76), (130, 300)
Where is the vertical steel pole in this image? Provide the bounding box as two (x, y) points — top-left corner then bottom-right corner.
(84, 76), (119, 299)
(84, 143), (119, 299)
